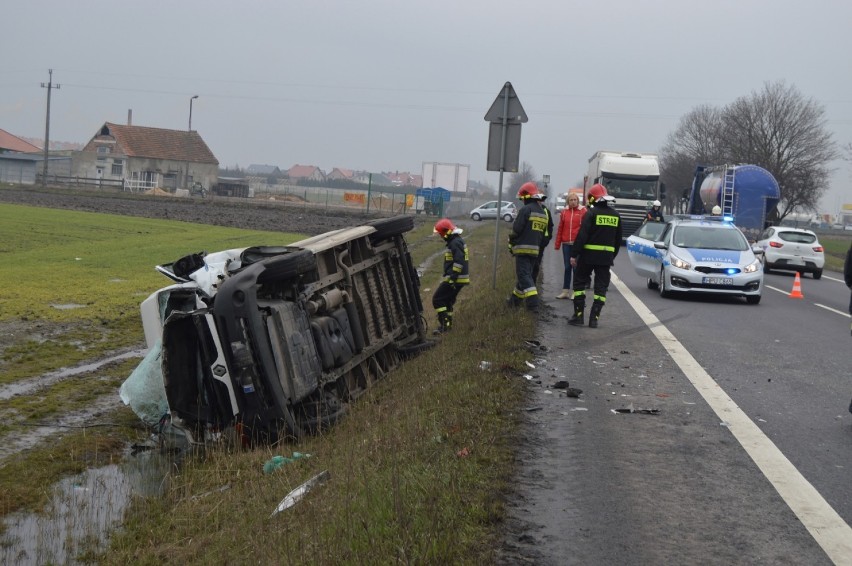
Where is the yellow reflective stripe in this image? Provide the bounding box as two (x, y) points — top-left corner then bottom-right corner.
(584, 244), (615, 252)
(436, 306), (448, 313)
(595, 215), (619, 227)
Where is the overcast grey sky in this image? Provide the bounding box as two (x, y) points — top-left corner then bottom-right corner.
(2, 0), (850, 212)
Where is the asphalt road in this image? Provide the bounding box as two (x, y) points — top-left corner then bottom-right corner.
(497, 248), (852, 565)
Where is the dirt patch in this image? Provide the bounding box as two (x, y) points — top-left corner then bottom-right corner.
(0, 185), (401, 236)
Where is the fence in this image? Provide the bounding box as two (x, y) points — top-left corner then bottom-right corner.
(36, 174), (124, 190)
(251, 183), (476, 217)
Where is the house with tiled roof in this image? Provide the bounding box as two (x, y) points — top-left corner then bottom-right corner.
(287, 164), (325, 182)
(327, 167), (354, 181)
(73, 122), (219, 191)
(0, 128), (41, 153)
(384, 171), (420, 187)
(353, 171), (394, 186)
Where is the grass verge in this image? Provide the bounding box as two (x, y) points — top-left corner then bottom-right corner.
(99, 220), (534, 564)
(0, 206), (532, 563)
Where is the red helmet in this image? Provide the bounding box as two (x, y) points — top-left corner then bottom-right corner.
(587, 183), (607, 203)
(433, 218), (456, 238)
(517, 182), (540, 200)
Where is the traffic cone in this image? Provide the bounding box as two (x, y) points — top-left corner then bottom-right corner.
(789, 272), (804, 299)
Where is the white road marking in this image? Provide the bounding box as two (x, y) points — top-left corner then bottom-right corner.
(765, 284), (794, 295)
(815, 304), (852, 318)
(611, 272), (852, 564)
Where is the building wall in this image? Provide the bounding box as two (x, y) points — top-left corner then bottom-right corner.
(73, 152), (218, 189)
(0, 159), (37, 184)
(0, 156), (72, 185)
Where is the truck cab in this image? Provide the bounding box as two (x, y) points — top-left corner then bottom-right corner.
(586, 151), (663, 237)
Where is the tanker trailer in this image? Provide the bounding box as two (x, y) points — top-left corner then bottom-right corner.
(687, 164), (780, 241)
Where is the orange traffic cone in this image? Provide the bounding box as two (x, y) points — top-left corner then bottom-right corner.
(789, 272), (804, 299)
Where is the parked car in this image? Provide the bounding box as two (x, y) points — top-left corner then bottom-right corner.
(626, 215), (764, 304)
(470, 200), (516, 222)
(756, 226), (825, 279)
(124, 215), (432, 448)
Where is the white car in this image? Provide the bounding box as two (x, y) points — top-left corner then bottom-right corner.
(756, 226), (825, 279)
(470, 201), (516, 222)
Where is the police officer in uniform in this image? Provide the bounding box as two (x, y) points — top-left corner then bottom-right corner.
(508, 182), (548, 311)
(569, 183), (622, 328)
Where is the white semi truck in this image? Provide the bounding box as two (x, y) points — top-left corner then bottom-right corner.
(585, 151), (663, 236)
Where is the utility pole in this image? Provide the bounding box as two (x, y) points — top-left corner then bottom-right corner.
(40, 69), (60, 187)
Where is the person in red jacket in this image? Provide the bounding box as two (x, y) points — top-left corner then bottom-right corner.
(553, 192), (587, 299)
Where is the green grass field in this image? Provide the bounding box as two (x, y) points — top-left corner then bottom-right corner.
(0, 204), (533, 564)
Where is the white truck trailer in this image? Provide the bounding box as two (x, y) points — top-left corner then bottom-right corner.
(586, 151), (663, 236)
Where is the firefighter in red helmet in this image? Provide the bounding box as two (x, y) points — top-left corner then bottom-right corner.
(508, 182), (547, 311)
(568, 183), (622, 328)
(432, 218), (469, 334)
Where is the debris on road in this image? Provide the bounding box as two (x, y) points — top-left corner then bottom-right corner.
(270, 470), (330, 517)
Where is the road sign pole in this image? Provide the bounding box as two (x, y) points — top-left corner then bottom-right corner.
(485, 82), (528, 290)
(492, 83), (511, 289)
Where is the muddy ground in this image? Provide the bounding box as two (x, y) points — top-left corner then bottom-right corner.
(0, 185), (388, 235)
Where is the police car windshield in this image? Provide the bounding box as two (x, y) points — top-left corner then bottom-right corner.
(673, 226), (748, 251)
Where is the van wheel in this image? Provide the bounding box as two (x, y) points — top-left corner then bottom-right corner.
(471, 213), (481, 221)
(368, 215), (414, 240)
(502, 214), (514, 222)
(257, 250), (316, 283)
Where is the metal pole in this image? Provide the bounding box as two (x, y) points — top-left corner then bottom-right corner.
(189, 95), (198, 130)
(40, 69), (60, 187)
(491, 82), (511, 289)
(366, 173), (372, 214)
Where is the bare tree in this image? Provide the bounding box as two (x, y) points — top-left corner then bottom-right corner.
(722, 81), (837, 218)
(660, 82), (837, 220)
(508, 161), (537, 195)
(660, 105), (728, 213)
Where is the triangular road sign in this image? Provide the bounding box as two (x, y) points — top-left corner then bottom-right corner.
(484, 82), (528, 123)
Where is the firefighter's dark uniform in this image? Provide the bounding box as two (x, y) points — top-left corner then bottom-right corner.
(432, 232), (469, 333)
(531, 201), (554, 284)
(570, 198), (622, 327)
(646, 207), (664, 222)
(509, 198), (548, 310)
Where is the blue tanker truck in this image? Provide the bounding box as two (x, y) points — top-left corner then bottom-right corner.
(686, 164), (781, 241)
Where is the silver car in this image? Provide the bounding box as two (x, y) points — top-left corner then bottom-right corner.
(470, 200), (516, 222)
(626, 216), (764, 304)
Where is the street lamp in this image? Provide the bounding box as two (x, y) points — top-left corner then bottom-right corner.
(188, 95), (199, 131)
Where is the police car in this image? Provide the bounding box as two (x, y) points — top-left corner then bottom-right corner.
(626, 215), (764, 304)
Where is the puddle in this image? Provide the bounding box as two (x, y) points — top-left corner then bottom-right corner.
(0, 447), (173, 565)
(49, 303), (87, 310)
(0, 349), (146, 401)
